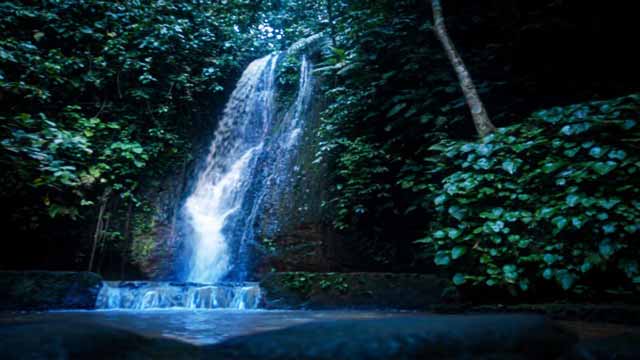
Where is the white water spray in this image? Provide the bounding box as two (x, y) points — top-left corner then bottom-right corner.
(184, 54), (279, 283)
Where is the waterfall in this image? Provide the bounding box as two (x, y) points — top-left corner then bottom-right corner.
(184, 51), (315, 283)
(94, 51), (316, 310)
(227, 55), (315, 280)
(93, 40), (319, 310)
(184, 54), (279, 283)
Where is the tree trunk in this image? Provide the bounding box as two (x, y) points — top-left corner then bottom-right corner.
(430, 0), (496, 137)
(88, 188), (110, 272)
(120, 201), (133, 280)
(96, 210), (111, 274)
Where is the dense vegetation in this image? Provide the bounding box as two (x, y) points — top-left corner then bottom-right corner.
(1, 0), (639, 299)
(422, 95), (640, 296)
(1, 0), (260, 215)
(0, 0), (286, 273)
(312, 0), (639, 296)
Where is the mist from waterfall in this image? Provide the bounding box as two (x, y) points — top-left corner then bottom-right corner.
(183, 52), (315, 284)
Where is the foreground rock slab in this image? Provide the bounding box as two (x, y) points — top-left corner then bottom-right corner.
(207, 314), (577, 359)
(0, 271), (102, 310)
(4, 313), (640, 359)
(0, 321), (200, 360)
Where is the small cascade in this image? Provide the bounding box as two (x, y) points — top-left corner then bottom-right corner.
(96, 281), (261, 310)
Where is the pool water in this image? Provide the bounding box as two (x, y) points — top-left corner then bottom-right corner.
(1, 309), (415, 345)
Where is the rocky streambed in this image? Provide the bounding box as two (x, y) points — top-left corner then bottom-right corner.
(2, 311), (640, 359)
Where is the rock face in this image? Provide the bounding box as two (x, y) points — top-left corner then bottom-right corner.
(470, 303), (640, 326)
(260, 272), (457, 310)
(208, 314), (577, 360)
(0, 271), (102, 310)
(262, 224), (346, 273)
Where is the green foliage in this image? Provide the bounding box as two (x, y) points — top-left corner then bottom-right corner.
(282, 272), (314, 293)
(258, 0), (332, 50)
(129, 202), (158, 267)
(312, 1), (467, 267)
(281, 272), (349, 294)
(261, 237), (278, 254)
(318, 276), (349, 293)
(0, 0), (266, 226)
(276, 54), (302, 110)
(419, 95), (640, 295)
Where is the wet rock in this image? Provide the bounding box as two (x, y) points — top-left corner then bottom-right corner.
(0, 271), (102, 310)
(0, 313), (582, 359)
(207, 314), (578, 359)
(264, 224), (342, 273)
(468, 304), (640, 326)
(260, 272), (457, 310)
(0, 321), (199, 360)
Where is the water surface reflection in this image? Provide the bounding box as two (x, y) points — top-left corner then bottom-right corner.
(2, 310), (414, 345)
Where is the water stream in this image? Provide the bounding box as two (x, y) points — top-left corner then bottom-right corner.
(96, 282), (261, 310)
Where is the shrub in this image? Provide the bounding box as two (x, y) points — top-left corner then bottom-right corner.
(419, 94), (640, 295)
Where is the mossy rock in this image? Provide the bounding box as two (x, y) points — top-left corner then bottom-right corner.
(260, 272), (457, 310)
(0, 320), (199, 359)
(0, 271), (102, 310)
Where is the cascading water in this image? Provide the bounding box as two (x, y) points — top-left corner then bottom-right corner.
(185, 54), (280, 283)
(96, 46), (317, 309)
(225, 54), (315, 280)
(185, 51), (315, 283)
(96, 282), (261, 310)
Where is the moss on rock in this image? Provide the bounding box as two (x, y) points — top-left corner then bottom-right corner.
(0, 271), (102, 310)
(260, 272), (457, 310)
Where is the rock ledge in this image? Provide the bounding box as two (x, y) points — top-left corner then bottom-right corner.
(0, 271), (102, 310)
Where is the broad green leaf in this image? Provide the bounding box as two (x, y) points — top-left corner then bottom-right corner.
(453, 273), (466, 285)
(434, 251), (450, 266)
(592, 161), (618, 175)
(556, 270), (575, 290)
(451, 246), (467, 259)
